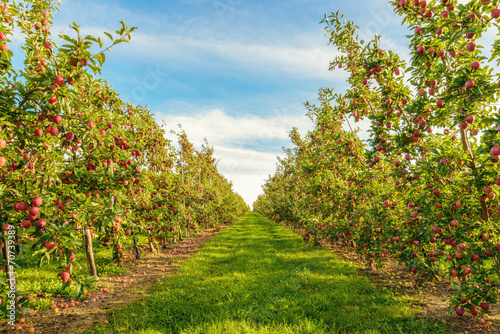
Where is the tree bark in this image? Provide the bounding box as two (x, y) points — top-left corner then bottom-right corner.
(83, 228), (98, 279)
(148, 233), (157, 253)
(133, 235), (141, 260)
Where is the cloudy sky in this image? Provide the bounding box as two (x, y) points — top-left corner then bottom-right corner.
(36, 0), (416, 206)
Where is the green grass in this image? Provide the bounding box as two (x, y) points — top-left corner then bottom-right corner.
(7, 238), (127, 305)
(87, 212), (450, 334)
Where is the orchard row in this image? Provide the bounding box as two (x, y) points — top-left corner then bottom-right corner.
(0, 0), (248, 320)
(255, 0), (500, 324)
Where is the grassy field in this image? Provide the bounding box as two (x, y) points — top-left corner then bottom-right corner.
(87, 212), (450, 334)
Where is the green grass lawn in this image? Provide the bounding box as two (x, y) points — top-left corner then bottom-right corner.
(87, 212), (450, 334)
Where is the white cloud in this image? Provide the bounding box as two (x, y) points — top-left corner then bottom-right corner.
(158, 109), (314, 205)
(159, 109), (313, 148)
(116, 31), (340, 80)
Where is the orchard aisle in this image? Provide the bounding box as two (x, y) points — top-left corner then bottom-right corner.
(87, 212), (449, 334)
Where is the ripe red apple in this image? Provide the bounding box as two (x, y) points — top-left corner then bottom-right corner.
(465, 80), (475, 89)
(0, 139), (5, 148)
(0, 156), (7, 167)
(34, 128), (43, 136)
(22, 220), (32, 229)
(17, 203), (28, 211)
(37, 218), (46, 228)
(60, 272), (70, 281)
(480, 302), (490, 311)
(65, 132), (74, 141)
(28, 207), (39, 216)
(45, 241), (56, 251)
(467, 42), (476, 52)
(471, 61), (480, 70)
(492, 8), (500, 18)
(49, 127), (59, 136)
(55, 76), (65, 86)
(490, 146), (500, 155)
(465, 115), (475, 123)
(458, 243), (466, 250)
(48, 96), (57, 105)
(433, 189), (440, 196)
(32, 197), (42, 207)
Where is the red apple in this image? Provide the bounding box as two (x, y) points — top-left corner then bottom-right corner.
(28, 207), (39, 216)
(49, 126), (59, 136)
(465, 115), (475, 123)
(37, 218), (46, 228)
(65, 132), (74, 141)
(491, 146), (500, 155)
(32, 197), (42, 207)
(467, 42), (476, 52)
(55, 76), (65, 86)
(60, 272), (70, 281)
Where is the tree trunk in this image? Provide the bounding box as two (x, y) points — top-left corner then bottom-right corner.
(178, 228), (183, 241)
(133, 235), (141, 260)
(83, 228), (98, 279)
(148, 233), (157, 253)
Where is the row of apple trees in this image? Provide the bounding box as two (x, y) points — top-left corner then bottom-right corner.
(254, 0), (500, 321)
(0, 0), (248, 320)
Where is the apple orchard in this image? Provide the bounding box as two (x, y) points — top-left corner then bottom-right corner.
(255, 0), (500, 323)
(0, 0), (248, 325)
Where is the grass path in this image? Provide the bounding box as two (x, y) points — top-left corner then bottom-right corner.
(87, 212), (449, 334)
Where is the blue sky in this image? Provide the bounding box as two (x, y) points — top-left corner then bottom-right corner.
(35, 0), (416, 205)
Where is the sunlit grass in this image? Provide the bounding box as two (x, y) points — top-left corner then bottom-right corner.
(87, 212), (450, 334)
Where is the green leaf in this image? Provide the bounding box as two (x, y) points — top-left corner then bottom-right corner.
(104, 32), (113, 41)
(450, 280), (461, 291)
